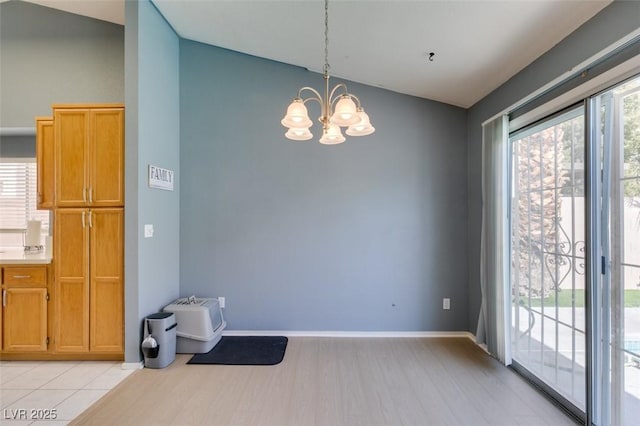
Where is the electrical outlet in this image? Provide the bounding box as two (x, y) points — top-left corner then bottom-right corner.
(443, 298), (451, 310)
(218, 296), (225, 309)
(144, 224), (154, 238)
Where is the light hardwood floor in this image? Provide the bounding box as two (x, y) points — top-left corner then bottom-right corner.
(72, 337), (577, 426)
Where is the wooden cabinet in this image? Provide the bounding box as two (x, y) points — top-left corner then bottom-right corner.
(51, 104), (124, 356)
(54, 208), (123, 354)
(54, 209), (89, 352)
(17, 103), (126, 360)
(89, 209), (124, 352)
(54, 105), (124, 208)
(36, 117), (55, 209)
(1, 265), (49, 352)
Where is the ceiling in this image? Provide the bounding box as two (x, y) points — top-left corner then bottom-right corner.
(11, 0), (125, 26)
(15, 0), (613, 108)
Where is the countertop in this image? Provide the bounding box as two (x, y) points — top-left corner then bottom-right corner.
(0, 249), (52, 265)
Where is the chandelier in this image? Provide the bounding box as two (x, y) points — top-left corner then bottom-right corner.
(281, 0), (375, 144)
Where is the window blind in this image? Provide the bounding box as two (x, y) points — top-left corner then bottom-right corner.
(0, 159), (49, 232)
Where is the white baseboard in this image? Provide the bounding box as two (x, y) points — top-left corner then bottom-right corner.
(223, 330), (476, 340)
(121, 361), (144, 370)
(476, 342), (489, 353)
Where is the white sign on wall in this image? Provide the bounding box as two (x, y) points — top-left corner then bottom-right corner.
(148, 165), (175, 191)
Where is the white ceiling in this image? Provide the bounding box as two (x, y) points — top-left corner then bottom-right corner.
(14, 0), (125, 26)
(16, 0), (612, 108)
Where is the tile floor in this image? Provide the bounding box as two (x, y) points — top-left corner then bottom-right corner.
(0, 361), (136, 425)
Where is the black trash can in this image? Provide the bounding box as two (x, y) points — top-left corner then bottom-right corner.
(142, 312), (177, 368)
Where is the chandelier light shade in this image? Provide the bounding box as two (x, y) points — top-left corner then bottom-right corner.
(330, 96), (360, 126)
(346, 109), (375, 136)
(319, 124), (346, 145)
(281, 98), (313, 129)
(285, 127), (314, 141)
(281, 0), (375, 145)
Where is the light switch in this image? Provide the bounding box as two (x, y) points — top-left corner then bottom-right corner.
(144, 224), (154, 238)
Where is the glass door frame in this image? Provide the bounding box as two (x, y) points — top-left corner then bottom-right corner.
(508, 72), (640, 426)
(588, 75), (640, 426)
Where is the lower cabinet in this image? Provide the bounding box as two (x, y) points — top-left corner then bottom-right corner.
(4, 288), (48, 352)
(0, 210), (124, 359)
(1, 265), (49, 352)
(54, 208), (123, 355)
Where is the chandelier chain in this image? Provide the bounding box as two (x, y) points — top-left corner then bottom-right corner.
(323, 0), (330, 76)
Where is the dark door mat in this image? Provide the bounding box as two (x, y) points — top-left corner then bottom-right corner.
(187, 336), (288, 365)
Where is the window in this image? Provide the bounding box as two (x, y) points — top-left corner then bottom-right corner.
(0, 159), (50, 247)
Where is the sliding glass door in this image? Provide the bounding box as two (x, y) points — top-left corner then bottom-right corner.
(509, 74), (640, 425)
(510, 106), (587, 412)
(592, 76), (640, 426)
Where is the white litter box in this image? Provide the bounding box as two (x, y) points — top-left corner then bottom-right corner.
(163, 297), (226, 353)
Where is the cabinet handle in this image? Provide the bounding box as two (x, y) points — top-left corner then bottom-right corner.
(2, 290), (6, 307)
(89, 211), (93, 228)
(89, 187), (93, 203)
(12, 275), (32, 279)
(83, 187), (87, 203)
(82, 211), (86, 228)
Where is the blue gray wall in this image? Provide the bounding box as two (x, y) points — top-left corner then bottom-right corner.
(6, 0), (632, 355)
(0, 0), (124, 127)
(179, 41), (468, 331)
(0, 135), (35, 158)
(124, 0), (180, 362)
(466, 0), (640, 331)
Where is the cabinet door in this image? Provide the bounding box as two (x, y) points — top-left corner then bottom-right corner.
(55, 109), (90, 207)
(90, 109), (124, 207)
(36, 117), (55, 209)
(3, 288), (47, 352)
(89, 209), (123, 353)
(54, 209), (90, 352)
